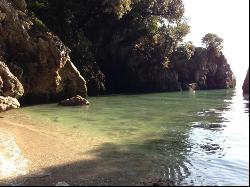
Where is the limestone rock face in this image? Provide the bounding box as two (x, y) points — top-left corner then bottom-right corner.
(192, 50), (236, 90)
(0, 61), (24, 98)
(0, 96), (20, 112)
(0, 61), (23, 112)
(0, 0), (87, 103)
(243, 69), (249, 94)
(59, 95), (90, 106)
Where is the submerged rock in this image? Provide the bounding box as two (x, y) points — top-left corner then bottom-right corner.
(139, 176), (176, 186)
(55, 181), (70, 186)
(59, 95), (90, 106)
(0, 96), (20, 112)
(0, 0), (87, 104)
(243, 69), (249, 94)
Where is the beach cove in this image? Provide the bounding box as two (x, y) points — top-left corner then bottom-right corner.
(0, 89), (249, 186)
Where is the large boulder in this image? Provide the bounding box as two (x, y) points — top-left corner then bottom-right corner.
(59, 95), (90, 106)
(0, 96), (20, 112)
(243, 69), (249, 94)
(0, 0), (87, 104)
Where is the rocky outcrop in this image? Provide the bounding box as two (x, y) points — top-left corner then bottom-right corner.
(243, 69), (249, 94)
(0, 61), (24, 112)
(59, 95), (90, 106)
(0, 96), (20, 111)
(173, 47), (236, 90)
(0, 61), (24, 98)
(0, 0), (87, 104)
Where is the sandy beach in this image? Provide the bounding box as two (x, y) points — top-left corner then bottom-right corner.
(0, 118), (105, 186)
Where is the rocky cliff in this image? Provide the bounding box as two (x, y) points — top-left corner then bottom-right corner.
(243, 69), (249, 94)
(26, 0), (236, 94)
(0, 0), (87, 108)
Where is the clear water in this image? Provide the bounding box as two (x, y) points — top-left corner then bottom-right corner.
(1, 89), (249, 185)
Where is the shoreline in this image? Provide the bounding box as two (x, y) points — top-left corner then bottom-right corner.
(0, 118), (176, 186)
(0, 118), (102, 186)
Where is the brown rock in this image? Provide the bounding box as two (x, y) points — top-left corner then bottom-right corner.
(0, 61), (24, 98)
(0, 0), (87, 103)
(59, 95), (90, 106)
(0, 96), (20, 112)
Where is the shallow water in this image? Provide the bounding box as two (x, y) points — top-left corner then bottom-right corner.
(0, 131), (28, 180)
(0, 89), (249, 185)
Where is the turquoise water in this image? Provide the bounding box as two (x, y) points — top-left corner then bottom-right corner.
(1, 89), (249, 185)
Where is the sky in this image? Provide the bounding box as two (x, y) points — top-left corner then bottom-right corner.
(182, 0), (249, 87)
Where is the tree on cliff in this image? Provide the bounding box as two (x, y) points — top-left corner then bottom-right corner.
(26, 0), (191, 93)
(202, 33), (223, 55)
(25, 0), (235, 94)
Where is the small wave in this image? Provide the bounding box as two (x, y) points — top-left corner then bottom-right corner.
(0, 130), (28, 179)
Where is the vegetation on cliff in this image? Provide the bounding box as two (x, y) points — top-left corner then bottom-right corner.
(0, 0), (236, 111)
(26, 0), (235, 95)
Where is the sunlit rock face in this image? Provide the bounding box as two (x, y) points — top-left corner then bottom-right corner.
(0, 61), (24, 98)
(0, 0), (87, 104)
(0, 61), (23, 112)
(243, 69), (249, 94)
(0, 96), (20, 111)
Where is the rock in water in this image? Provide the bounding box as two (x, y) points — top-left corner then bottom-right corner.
(0, 96), (20, 112)
(243, 69), (249, 94)
(0, 0), (87, 103)
(59, 95), (90, 106)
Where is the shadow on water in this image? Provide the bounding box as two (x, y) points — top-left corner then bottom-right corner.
(0, 135), (192, 186)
